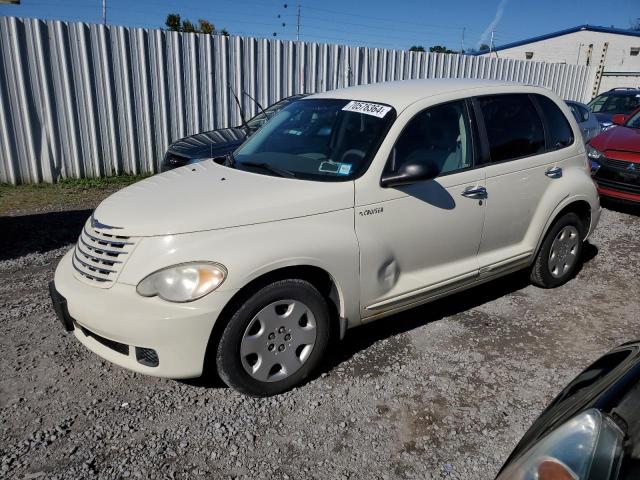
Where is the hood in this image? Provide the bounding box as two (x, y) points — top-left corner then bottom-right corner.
(591, 125), (640, 156)
(92, 160), (354, 237)
(593, 112), (614, 125)
(167, 127), (247, 159)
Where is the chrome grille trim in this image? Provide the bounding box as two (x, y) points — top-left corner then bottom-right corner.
(77, 238), (123, 263)
(71, 255), (110, 282)
(73, 251), (117, 274)
(72, 219), (139, 287)
(82, 227), (134, 246)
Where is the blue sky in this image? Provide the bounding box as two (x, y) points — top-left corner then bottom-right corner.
(0, 0), (638, 51)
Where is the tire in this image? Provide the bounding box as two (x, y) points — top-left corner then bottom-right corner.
(530, 212), (584, 288)
(216, 279), (331, 396)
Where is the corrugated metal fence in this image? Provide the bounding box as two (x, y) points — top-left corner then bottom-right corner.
(0, 16), (592, 184)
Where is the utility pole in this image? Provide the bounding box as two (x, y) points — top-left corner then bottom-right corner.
(296, 0), (300, 41)
(489, 29), (494, 53)
(461, 27), (465, 53)
(102, 0), (106, 25)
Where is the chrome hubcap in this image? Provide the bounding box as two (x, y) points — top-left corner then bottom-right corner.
(240, 299), (317, 382)
(548, 225), (580, 279)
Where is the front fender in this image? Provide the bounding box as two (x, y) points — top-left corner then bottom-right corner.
(117, 209), (361, 326)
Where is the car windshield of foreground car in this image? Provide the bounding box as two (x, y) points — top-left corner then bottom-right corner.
(626, 110), (640, 129)
(588, 93), (640, 114)
(233, 98), (396, 181)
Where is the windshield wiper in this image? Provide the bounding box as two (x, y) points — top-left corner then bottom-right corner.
(240, 161), (297, 178)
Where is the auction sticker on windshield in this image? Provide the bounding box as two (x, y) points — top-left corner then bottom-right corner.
(342, 101), (392, 118)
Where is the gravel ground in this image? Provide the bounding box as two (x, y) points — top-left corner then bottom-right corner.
(1, 198), (640, 480)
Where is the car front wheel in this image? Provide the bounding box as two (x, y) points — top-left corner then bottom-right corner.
(216, 279), (330, 396)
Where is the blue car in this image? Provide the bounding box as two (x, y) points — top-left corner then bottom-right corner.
(587, 88), (640, 131)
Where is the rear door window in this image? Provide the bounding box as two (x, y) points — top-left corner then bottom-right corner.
(534, 95), (574, 150)
(477, 94), (545, 163)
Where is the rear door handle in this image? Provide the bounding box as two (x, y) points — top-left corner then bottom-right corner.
(545, 166), (562, 178)
(461, 186), (487, 199)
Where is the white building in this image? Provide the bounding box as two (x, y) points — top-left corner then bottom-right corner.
(477, 25), (640, 100)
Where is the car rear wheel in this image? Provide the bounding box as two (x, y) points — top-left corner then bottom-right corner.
(530, 212), (584, 288)
(216, 279), (330, 396)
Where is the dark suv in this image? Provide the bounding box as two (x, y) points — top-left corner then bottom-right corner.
(161, 94), (308, 172)
(587, 88), (640, 130)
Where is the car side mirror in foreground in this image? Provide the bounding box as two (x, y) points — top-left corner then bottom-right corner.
(380, 160), (439, 188)
(612, 114), (627, 126)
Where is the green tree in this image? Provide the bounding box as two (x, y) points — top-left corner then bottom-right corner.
(165, 13), (181, 32)
(182, 20), (196, 33)
(409, 45), (425, 52)
(479, 43), (490, 51)
(198, 19), (215, 35)
(429, 45), (457, 54)
(165, 13), (228, 35)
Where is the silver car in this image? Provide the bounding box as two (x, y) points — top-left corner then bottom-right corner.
(565, 100), (601, 142)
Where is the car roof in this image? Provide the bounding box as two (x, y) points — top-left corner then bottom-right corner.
(306, 78), (548, 112)
(599, 88), (640, 96)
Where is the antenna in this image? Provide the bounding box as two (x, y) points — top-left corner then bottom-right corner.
(228, 85), (248, 130)
(296, 0), (301, 41)
(242, 91), (268, 120)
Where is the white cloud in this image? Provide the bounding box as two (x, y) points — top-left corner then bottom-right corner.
(477, 0), (509, 49)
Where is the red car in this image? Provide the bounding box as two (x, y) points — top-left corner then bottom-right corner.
(588, 106), (640, 202)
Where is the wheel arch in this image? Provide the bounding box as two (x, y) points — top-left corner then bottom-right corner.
(202, 264), (346, 376)
(534, 198), (592, 259)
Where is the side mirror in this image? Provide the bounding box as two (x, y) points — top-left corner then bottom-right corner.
(380, 160), (439, 188)
(612, 114), (627, 126)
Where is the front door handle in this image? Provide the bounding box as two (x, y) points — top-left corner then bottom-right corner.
(461, 185), (487, 199)
(545, 166), (563, 178)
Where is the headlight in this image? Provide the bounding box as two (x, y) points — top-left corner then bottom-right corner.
(136, 262), (227, 302)
(497, 409), (624, 480)
(585, 145), (602, 174)
(586, 144), (603, 160)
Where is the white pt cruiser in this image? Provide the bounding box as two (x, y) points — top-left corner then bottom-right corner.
(50, 79), (601, 396)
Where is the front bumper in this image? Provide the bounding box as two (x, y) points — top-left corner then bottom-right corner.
(598, 185), (640, 203)
(593, 156), (640, 203)
(53, 249), (237, 378)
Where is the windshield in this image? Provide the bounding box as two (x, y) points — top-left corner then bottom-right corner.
(245, 96), (302, 131)
(588, 93), (640, 114)
(233, 98), (396, 181)
(626, 110), (640, 129)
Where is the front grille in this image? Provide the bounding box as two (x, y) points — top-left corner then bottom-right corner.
(72, 220), (138, 287)
(595, 177), (640, 195)
(601, 157), (639, 171)
(80, 326), (129, 356)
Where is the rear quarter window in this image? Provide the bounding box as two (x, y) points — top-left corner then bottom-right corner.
(477, 94), (545, 163)
(534, 95), (574, 151)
